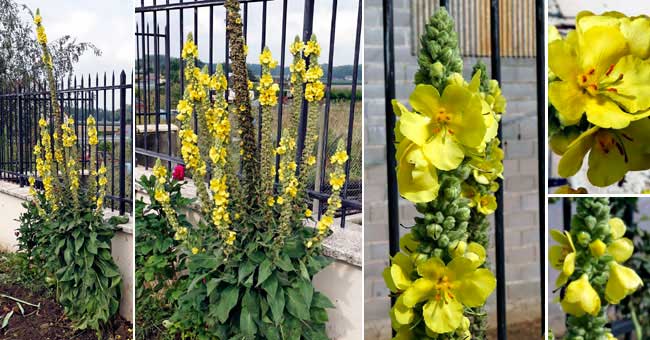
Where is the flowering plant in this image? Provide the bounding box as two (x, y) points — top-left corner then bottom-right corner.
(384, 8), (503, 339)
(23, 10), (124, 336)
(548, 11), (650, 189)
(150, 0), (347, 338)
(550, 198), (643, 339)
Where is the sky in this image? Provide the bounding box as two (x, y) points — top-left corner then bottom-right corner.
(136, 0), (361, 67)
(18, 0), (133, 77)
(15, 0), (361, 80)
(556, 0), (650, 16)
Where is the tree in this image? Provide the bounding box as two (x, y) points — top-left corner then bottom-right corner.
(0, 0), (101, 89)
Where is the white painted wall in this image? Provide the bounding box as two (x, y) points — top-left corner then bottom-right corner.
(0, 183), (134, 322)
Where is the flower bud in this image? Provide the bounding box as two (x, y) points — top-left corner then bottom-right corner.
(589, 239), (606, 257)
(577, 231), (591, 246)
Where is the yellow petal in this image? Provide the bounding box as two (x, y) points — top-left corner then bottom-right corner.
(608, 238), (634, 263)
(606, 262), (643, 304)
(558, 127), (598, 178)
(549, 80), (588, 126)
(609, 218), (627, 239)
(409, 84), (441, 118)
(561, 274), (601, 316)
(422, 298), (464, 334)
(455, 268), (497, 308)
(423, 133), (464, 171)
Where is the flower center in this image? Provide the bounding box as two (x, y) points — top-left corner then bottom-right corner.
(434, 109), (455, 136)
(595, 130), (632, 163)
(434, 275), (455, 303)
(578, 65), (624, 96)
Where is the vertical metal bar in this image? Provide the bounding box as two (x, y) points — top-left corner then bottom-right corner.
(339, 0), (362, 229)
(104, 73), (108, 182)
(275, 0), (288, 183)
(535, 0), (546, 336)
(18, 86), (23, 186)
(491, 0), (507, 338)
(258, 0), (268, 150)
(383, 0), (400, 288)
(144, 22), (150, 168)
(296, 0), (315, 170)
(119, 71), (127, 215)
(166, 2), (172, 170)
(563, 198), (571, 231)
(154, 3), (161, 155)
(317, 0), (338, 218)
(112, 73), (116, 210)
(209, 5), (214, 75)
(440, 0), (448, 8)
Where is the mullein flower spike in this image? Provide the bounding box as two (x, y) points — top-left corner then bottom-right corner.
(550, 198), (643, 339)
(385, 8), (504, 339)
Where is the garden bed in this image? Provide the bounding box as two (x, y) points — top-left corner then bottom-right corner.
(0, 283), (132, 340)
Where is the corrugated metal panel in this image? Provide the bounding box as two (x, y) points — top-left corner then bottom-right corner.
(410, 0), (537, 57)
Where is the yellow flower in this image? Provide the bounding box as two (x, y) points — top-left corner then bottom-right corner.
(154, 188), (170, 203)
(34, 14), (42, 25)
(330, 151), (348, 165)
(225, 231), (236, 245)
(191, 247), (199, 255)
(304, 39), (321, 57)
(305, 81), (325, 102)
(259, 48), (277, 67)
(305, 209), (312, 218)
(306, 156), (316, 166)
(549, 230), (576, 287)
(561, 274), (601, 317)
(329, 173), (346, 190)
(276, 196), (285, 205)
(476, 194), (497, 215)
(181, 39), (199, 59)
(305, 65), (324, 82)
(36, 26), (47, 44)
(607, 218), (634, 263)
(605, 261), (643, 304)
(290, 39), (304, 55)
(548, 24), (650, 128)
(589, 239), (607, 257)
(267, 197), (275, 207)
(400, 246), (496, 334)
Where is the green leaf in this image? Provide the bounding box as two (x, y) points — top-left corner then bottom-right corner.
(238, 260), (256, 283)
(261, 273), (279, 297)
(257, 259), (273, 286)
(188, 255), (219, 271)
(87, 232), (98, 254)
(285, 287), (310, 320)
(299, 261), (309, 279)
(275, 255), (294, 272)
(215, 285), (239, 323)
(312, 292), (335, 309)
(284, 238), (305, 258)
(267, 287), (285, 325)
(310, 307), (329, 324)
(295, 279), (313, 307)
(240, 308), (257, 336)
(206, 278), (219, 297)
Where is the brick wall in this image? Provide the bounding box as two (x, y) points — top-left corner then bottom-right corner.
(364, 0), (542, 337)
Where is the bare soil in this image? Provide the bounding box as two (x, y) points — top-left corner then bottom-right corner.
(488, 318), (542, 339)
(0, 283), (132, 340)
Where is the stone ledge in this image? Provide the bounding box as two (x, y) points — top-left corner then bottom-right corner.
(0, 180), (133, 234)
(134, 165), (362, 267)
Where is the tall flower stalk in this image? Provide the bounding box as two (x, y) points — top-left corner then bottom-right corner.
(550, 198), (642, 339)
(384, 8), (504, 339)
(154, 1), (346, 338)
(27, 10), (122, 336)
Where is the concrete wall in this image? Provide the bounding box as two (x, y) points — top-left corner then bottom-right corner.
(364, 0), (542, 337)
(134, 166), (363, 340)
(0, 182), (134, 322)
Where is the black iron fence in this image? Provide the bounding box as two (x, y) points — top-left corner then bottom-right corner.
(0, 72), (134, 215)
(134, 0), (362, 225)
(382, 0), (546, 338)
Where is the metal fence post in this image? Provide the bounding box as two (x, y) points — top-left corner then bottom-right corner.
(490, 0), (507, 338)
(18, 87), (24, 187)
(119, 71), (127, 215)
(296, 0), (315, 170)
(535, 0), (546, 335)
(383, 0), (400, 308)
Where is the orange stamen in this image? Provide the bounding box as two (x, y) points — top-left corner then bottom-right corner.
(605, 64), (615, 76)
